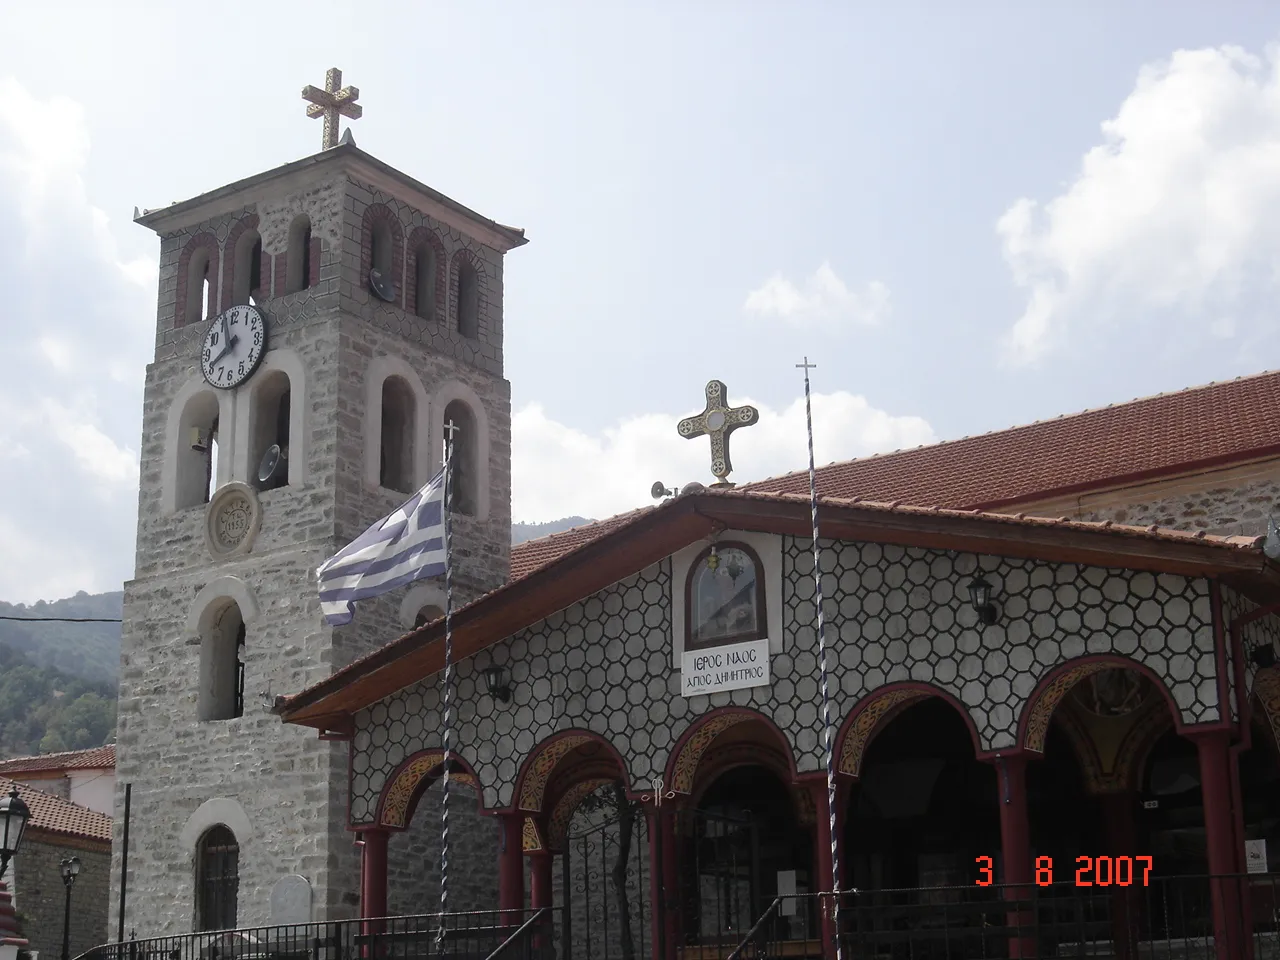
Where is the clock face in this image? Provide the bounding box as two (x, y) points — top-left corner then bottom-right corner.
(201, 305), (266, 389)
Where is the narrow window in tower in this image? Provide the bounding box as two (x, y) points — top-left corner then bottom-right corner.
(185, 247), (212, 327)
(199, 601), (244, 722)
(251, 371), (292, 490)
(379, 376), (416, 494)
(443, 399), (477, 517)
(205, 417), (220, 504)
(196, 825), (239, 932)
(456, 261), (479, 339)
(414, 243), (437, 321)
(371, 220), (393, 277)
(232, 228), (263, 306)
(286, 215), (313, 294)
(414, 605), (445, 628)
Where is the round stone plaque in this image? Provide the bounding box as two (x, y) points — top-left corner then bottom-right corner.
(204, 481), (263, 560)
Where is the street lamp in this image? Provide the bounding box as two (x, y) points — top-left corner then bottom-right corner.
(60, 856), (81, 960)
(0, 787), (30, 880)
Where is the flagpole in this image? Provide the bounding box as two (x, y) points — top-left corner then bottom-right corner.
(436, 423), (458, 949)
(797, 357), (842, 960)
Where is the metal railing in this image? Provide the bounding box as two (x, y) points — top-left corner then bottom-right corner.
(76, 909), (550, 960)
(723, 873), (1280, 960)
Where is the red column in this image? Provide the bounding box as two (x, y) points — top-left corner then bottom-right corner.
(359, 829), (389, 919)
(498, 813), (526, 919)
(529, 850), (553, 909)
(1101, 792), (1138, 960)
(647, 802), (681, 960)
(808, 781), (839, 959)
(992, 754), (1035, 959)
(1193, 731), (1246, 960)
(1229, 743), (1256, 960)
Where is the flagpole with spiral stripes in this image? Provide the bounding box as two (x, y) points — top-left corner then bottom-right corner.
(436, 422), (459, 953)
(798, 357), (842, 960)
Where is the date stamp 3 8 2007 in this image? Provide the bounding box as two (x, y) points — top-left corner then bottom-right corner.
(976, 855), (1155, 887)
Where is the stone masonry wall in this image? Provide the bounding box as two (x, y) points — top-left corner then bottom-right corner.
(1077, 473), (1280, 538)
(117, 160), (517, 935)
(10, 837), (109, 959)
(385, 780), (500, 916)
(349, 537), (1221, 815)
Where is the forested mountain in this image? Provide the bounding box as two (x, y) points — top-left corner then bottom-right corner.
(0, 519), (591, 760)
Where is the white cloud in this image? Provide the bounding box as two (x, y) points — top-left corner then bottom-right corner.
(745, 262), (890, 327)
(0, 78), (154, 603)
(511, 392), (935, 523)
(999, 43), (1280, 365)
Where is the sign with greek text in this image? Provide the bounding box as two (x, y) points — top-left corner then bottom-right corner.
(681, 638), (771, 697)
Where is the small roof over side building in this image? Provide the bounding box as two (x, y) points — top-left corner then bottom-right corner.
(0, 744), (115, 778)
(0, 776), (112, 846)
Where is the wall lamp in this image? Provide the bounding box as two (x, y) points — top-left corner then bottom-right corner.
(482, 665), (512, 703)
(967, 575), (999, 626)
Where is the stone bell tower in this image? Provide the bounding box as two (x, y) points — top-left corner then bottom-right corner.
(109, 73), (527, 935)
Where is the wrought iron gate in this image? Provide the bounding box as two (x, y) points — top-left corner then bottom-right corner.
(678, 809), (762, 950)
(559, 804), (651, 960)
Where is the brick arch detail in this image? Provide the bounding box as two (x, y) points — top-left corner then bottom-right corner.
(361, 202), (405, 307)
(513, 729), (630, 815)
(220, 213), (264, 308)
(174, 233), (221, 328)
(836, 682), (983, 779)
(1018, 654), (1186, 754)
(375, 748), (482, 829)
(448, 246), (488, 332)
(665, 706), (798, 796)
(405, 226), (447, 321)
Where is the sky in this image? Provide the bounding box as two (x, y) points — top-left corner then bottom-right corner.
(3, 1), (1280, 603)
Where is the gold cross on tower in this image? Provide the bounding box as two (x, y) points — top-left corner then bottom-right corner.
(678, 380), (759, 486)
(302, 68), (363, 150)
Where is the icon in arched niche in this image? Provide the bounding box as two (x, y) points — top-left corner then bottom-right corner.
(1070, 668), (1152, 718)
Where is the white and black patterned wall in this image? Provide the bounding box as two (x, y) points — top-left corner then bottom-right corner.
(348, 533), (1222, 823)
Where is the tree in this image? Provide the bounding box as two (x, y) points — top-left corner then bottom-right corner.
(577, 780), (643, 960)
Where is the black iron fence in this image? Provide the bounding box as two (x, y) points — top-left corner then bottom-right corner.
(724, 873), (1280, 959)
(76, 909), (554, 960)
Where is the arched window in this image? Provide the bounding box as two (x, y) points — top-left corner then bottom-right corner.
(186, 247), (213, 327)
(456, 260), (479, 338)
(685, 542), (767, 650)
(231, 228), (263, 306)
(196, 824), (239, 931)
(371, 219), (393, 277)
(413, 242), (437, 322)
(442, 399), (477, 517)
(380, 376), (416, 494)
(285, 215), (312, 295)
(199, 601), (245, 722)
(250, 370), (291, 490)
(177, 392), (220, 510)
(414, 605), (445, 629)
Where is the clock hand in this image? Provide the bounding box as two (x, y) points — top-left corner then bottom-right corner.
(209, 335), (239, 368)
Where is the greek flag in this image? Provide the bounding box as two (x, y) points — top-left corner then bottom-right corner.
(317, 468), (448, 626)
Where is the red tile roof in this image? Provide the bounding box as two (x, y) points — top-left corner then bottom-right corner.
(0, 744), (115, 775)
(0, 777), (112, 844)
(743, 370), (1280, 508)
(508, 372), (1280, 582)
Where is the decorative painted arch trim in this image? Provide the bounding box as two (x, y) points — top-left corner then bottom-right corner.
(175, 232), (221, 328)
(513, 730), (629, 814)
(1252, 667), (1280, 754)
(361, 202), (405, 306)
(1018, 655), (1186, 754)
(363, 355), (432, 492)
(836, 682), (983, 779)
(522, 817), (544, 853)
(406, 226), (447, 321)
(666, 707), (797, 795)
(545, 777), (614, 853)
(377, 749), (482, 828)
(186, 576), (263, 639)
(178, 797), (252, 853)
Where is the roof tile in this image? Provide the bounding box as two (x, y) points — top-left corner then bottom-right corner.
(0, 776), (112, 843)
(0, 745), (115, 775)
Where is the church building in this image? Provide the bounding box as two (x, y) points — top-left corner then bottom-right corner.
(107, 73), (1280, 960)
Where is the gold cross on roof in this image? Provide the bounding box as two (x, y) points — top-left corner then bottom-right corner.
(678, 380), (759, 485)
(302, 67), (363, 150)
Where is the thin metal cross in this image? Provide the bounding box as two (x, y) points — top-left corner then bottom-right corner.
(302, 68), (363, 150)
(797, 357), (818, 374)
(678, 379), (759, 484)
